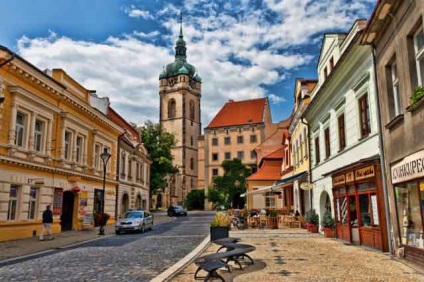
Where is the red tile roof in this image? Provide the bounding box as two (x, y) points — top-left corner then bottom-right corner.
(246, 160), (282, 181)
(107, 107), (139, 142)
(207, 98), (267, 128)
(263, 147), (284, 159)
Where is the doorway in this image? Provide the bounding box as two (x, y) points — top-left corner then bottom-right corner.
(121, 193), (129, 216)
(61, 191), (74, 231)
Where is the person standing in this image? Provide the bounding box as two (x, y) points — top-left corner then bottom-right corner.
(40, 205), (53, 241)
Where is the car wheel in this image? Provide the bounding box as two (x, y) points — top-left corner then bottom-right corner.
(115, 230), (121, 235)
(141, 224), (145, 233)
(184, 213), (187, 216)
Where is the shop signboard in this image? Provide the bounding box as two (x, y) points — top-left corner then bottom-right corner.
(82, 213), (93, 226)
(391, 149), (424, 184)
(300, 182), (314, 190)
(79, 191), (88, 219)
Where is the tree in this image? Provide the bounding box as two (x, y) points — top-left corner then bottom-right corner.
(184, 189), (205, 210)
(139, 120), (178, 195)
(212, 158), (252, 208)
(206, 187), (226, 210)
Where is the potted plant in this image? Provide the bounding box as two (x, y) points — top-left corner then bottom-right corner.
(269, 209), (278, 229)
(409, 86), (424, 110)
(306, 209), (319, 233)
(321, 210), (335, 238)
(210, 213), (230, 241)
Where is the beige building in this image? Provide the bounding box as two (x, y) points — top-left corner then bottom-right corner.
(363, 0), (424, 264)
(199, 98), (273, 209)
(158, 21), (202, 207)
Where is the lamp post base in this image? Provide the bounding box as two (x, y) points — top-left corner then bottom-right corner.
(98, 226), (105, 235)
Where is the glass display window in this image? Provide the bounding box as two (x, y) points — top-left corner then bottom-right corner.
(395, 180), (424, 248)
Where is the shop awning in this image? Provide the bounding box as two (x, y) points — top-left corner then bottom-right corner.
(272, 171), (308, 191)
(241, 185), (274, 197)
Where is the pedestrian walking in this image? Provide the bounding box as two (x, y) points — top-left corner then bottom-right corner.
(40, 205), (53, 241)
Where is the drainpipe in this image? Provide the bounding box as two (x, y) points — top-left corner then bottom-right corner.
(301, 118), (313, 211)
(371, 45), (393, 257)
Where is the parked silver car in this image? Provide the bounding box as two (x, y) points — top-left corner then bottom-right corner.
(115, 210), (153, 235)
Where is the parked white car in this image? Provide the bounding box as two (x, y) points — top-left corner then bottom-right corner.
(115, 210), (153, 235)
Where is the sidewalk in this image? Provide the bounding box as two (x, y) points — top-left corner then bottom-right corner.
(173, 228), (424, 281)
(0, 212), (172, 261)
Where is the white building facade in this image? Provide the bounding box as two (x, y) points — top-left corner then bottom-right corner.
(303, 20), (389, 251)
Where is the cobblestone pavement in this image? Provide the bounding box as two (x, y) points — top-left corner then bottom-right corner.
(0, 211), (172, 261)
(174, 228), (424, 282)
(0, 211), (215, 282)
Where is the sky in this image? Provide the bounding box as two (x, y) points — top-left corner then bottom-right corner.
(0, 0), (376, 127)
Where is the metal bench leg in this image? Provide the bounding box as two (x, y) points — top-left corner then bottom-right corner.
(226, 257), (243, 270)
(243, 254), (255, 265)
(216, 246), (225, 253)
(204, 271), (225, 282)
(194, 266), (203, 279)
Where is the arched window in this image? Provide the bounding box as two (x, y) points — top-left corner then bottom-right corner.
(189, 100), (195, 120)
(135, 194), (142, 210)
(168, 99), (176, 118)
(190, 158), (194, 170)
(121, 193), (129, 216)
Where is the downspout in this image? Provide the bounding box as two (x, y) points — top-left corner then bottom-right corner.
(371, 45), (393, 257)
(301, 118), (313, 210)
(115, 131), (126, 219)
(0, 50), (15, 68)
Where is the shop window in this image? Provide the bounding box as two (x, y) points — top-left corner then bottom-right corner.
(7, 185), (19, 221)
(340, 196), (348, 225)
(15, 112), (26, 147)
(338, 114), (346, 150)
(349, 195), (357, 227)
(64, 131), (72, 160)
(358, 95), (371, 138)
(28, 187), (37, 220)
(324, 128), (330, 159)
(395, 181), (424, 247)
(250, 135), (257, 143)
(224, 137), (231, 145)
(237, 136), (244, 144)
(212, 138), (218, 146)
(225, 152), (231, 160)
(34, 119), (44, 152)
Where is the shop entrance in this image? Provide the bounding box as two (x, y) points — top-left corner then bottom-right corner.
(61, 191), (74, 231)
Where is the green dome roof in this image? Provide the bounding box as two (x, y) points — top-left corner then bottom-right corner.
(159, 14), (200, 82)
(194, 74), (202, 82)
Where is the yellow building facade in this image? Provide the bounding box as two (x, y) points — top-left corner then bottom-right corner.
(287, 79), (317, 215)
(0, 47), (123, 241)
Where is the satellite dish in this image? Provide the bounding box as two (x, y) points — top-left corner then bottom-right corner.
(300, 182), (314, 190)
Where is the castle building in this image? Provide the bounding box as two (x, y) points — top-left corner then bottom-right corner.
(158, 17), (202, 207)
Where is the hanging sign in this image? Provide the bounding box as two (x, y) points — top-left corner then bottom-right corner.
(391, 149), (424, 184)
(53, 188), (63, 215)
(300, 182), (314, 190)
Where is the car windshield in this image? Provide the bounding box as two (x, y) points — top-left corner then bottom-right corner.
(174, 206), (184, 210)
(124, 212), (143, 219)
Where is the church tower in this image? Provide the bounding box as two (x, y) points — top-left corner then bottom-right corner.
(159, 14), (202, 206)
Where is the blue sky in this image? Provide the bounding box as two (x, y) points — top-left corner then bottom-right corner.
(0, 0), (376, 126)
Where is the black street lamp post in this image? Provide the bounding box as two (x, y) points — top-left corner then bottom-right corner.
(98, 148), (111, 235)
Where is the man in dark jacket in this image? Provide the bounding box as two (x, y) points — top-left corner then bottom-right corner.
(40, 205), (53, 241)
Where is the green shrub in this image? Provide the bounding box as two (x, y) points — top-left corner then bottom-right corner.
(184, 189), (205, 210)
(321, 210), (335, 228)
(410, 86), (424, 108)
(306, 209), (319, 225)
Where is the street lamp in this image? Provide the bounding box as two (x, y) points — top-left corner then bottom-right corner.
(231, 179), (240, 209)
(98, 148), (111, 235)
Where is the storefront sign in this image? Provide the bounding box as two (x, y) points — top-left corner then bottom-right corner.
(53, 188), (63, 215)
(333, 174), (345, 186)
(355, 165), (375, 181)
(391, 150), (424, 184)
(82, 213), (93, 226)
(346, 172), (354, 183)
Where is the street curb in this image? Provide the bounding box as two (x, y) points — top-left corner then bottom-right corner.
(151, 235), (211, 282)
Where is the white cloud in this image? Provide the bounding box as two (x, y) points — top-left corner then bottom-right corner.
(15, 0), (375, 127)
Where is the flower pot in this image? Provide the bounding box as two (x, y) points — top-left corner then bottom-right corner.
(210, 226), (229, 241)
(268, 217), (278, 229)
(323, 227), (335, 238)
(309, 224), (318, 233)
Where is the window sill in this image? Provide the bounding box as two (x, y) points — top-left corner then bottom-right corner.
(358, 134), (370, 141)
(385, 114), (404, 129)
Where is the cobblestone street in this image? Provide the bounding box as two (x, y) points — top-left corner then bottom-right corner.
(175, 229), (424, 282)
(0, 212), (214, 282)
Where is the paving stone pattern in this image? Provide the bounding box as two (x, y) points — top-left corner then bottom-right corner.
(175, 229), (424, 282)
(0, 212), (215, 282)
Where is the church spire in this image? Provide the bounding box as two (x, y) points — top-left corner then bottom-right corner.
(175, 11), (187, 61)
